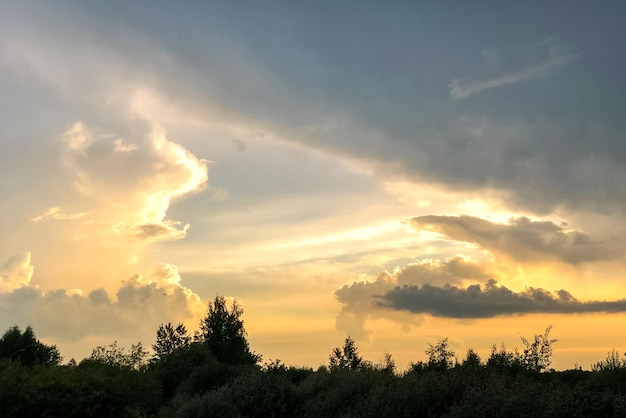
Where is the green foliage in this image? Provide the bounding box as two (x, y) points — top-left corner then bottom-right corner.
(150, 342), (232, 400)
(262, 359), (315, 386)
(6, 316), (626, 417)
(197, 295), (260, 365)
(297, 367), (397, 418)
(0, 325), (61, 367)
(85, 341), (149, 371)
(0, 360), (160, 417)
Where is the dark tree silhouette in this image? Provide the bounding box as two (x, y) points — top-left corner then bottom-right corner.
(462, 348), (482, 369)
(196, 295), (260, 364)
(520, 325), (557, 372)
(592, 348), (626, 371)
(329, 336), (366, 371)
(425, 337), (456, 369)
(152, 322), (191, 359)
(379, 351), (396, 375)
(0, 325), (61, 367)
(84, 341), (148, 371)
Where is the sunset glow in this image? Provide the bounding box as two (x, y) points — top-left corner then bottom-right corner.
(2, 1), (626, 372)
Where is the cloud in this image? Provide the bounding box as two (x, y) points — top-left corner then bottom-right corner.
(0, 252), (34, 292)
(116, 221), (190, 242)
(378, 279), (626, 318)
(62, 122), (92, 152)
(396, 256), (494, 286)
(31, 207), (92, 222)
(335, 272), (426, 341)
(52, 121), (209, 243)
(4, 2), (622, 219)
(411, 215), (617, 264)
(0, 263), (205, 342)
(113, 138), (138, 153)
(449, 39), (580, 100)
(335, 257), (496, 338)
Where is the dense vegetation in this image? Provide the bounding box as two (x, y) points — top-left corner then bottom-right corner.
(2, 296), (626, 417)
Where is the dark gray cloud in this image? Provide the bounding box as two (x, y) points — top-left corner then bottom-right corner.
(377, 279), (626, 318)
(412, 215), (618, 264)
(449, 38), (580, 100)
(4, 2), (626, 217)
(334, 257), (495, 337)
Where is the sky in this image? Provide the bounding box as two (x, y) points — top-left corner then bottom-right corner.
(2, 1), (626, 370)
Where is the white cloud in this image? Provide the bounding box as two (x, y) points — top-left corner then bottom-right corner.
(62, 122), (92, 152)
(58, 120), (208, 243)
(31, 207), (92, 222)
(0, 263), (205, 343)
(113, 138), (138, 153)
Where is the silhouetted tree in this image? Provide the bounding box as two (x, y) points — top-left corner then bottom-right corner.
(85, 341), (148, 370)
(153, 322), (191, 359)
(486, 343), (520, 371)
(591, 348), (626, 371)
(0, 325), (61, 367)
(379, 351), (396, 375)
(462, 348), (482, 369)
(425, 337), (456, 369)
(520, 325), (557, 372)
(329, 336), (366, 371)
(197, 295), (260, 365)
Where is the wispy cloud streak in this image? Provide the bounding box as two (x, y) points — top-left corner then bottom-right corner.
(450, 40), (580, 100)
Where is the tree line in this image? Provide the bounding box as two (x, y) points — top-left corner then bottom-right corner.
(2, 296), (626, 417)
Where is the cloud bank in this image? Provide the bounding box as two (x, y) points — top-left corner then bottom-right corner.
(4, 2), (623, 220)
(335, 212), (626, 336)
(0, 263), (204, 342)
(378, 279), (626, 318)
(335, 257), (496, 338)
(411, 215), (617, 264)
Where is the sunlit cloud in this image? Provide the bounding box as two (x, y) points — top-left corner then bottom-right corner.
(335, 272), (425, 341)
(31, 207), (92, 222)
(334, 256), (500, 340)
(412, 215), (618, 265)
(62, 121), (92, 152)
(113, 138), (139, 153)
(0, 262), (204, 343)
(0, 252), (34, 293)
(58, 121), (208, 243)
